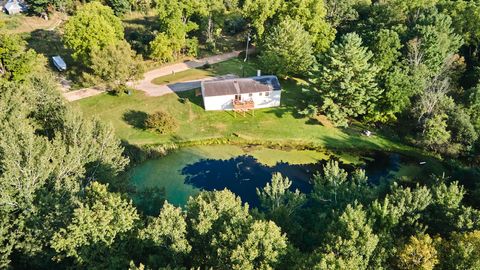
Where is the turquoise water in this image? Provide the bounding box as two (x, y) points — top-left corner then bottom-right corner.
(127, 145), (434, 208)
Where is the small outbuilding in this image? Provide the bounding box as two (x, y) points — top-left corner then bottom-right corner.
(52, 56), (67, 71)
(4, 0), (22, 15)
(201, 75), (282, 111)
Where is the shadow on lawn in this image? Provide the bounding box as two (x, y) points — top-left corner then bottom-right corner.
(265, 77), (312, 120)
(176, 90), (204, 109)
(123, 110), (148, 129)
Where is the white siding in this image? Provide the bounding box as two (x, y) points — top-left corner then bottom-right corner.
(202, 90), (281, 111)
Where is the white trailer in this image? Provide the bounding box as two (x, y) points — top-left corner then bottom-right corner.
(52, 56), (67, 72)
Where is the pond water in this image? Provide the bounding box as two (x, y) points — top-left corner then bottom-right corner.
(128, 145), (432, 208)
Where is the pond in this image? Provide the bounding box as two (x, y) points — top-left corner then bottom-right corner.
(128, 145), (437, 209)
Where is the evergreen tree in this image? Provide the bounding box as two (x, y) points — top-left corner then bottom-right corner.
(257, 172), (306, 215)
(315, 32), (380, 127)
(259, 18), (315, 78)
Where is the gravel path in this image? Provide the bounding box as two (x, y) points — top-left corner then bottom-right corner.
(64, 50), (244, 101)
(127, 50), (243, 96)
(63, 88), (103, 102)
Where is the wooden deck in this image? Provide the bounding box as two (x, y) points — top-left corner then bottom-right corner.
(233, 99), (254, 110)
(232, 99), (254, 117)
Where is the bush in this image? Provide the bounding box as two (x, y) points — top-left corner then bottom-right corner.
(145, 111), (178, 134)
(202, 61), (211, 69)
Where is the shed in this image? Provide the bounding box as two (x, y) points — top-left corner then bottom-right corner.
(201, 75), (282, 111)
(4, 0), (22, 14)
(52, 56), (67, 71)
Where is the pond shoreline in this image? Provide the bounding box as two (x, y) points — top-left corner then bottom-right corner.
(122, 135), (439, 169)
(125, 143), (444, 208)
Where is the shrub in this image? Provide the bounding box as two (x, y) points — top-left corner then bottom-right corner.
(202, 61), (211, 69)
(145, 111), (178, 134)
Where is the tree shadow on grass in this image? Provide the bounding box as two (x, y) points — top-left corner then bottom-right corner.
(176, 89), (204, 109)
(123, 110), (148, 129)
(264, 77), (312, 119)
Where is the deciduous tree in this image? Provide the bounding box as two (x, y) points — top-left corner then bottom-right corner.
(87, 40), (144, 92)
(397, 234), (439, 270)
(63, 2), (124, 65)
(51, 182), (139, 268)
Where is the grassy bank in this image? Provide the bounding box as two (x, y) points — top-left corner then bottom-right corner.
(75, 68), (418, 155)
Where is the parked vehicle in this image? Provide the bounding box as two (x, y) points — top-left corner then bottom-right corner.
(52, 56), (67, 71)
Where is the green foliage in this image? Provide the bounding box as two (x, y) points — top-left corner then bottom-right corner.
(63, 2), (124, 65)
(316, 32), (380, 126)
(87, 40), (144, 93)
(447, 108), (478, 151)
(397, 234), (439, 270)
(149, 33), (176, 63)
(139, 202), (191, 267)
(439, 230), (480, 270)
(149, 0), (202, 61)
(312, 160), (373, 212)
(371, 29), (402, 72)
(278, 0), (335, 53)
(231, 220), (287, 270)
(324, 0), (371, 27)
(371, 183), (432, 238)
(242, 0), (282, 38)
(25, 0), (74, 14)
(186, 190), (287, 269)
(369, 65), (421, 123)
(257, 172), (306, 214)
(468, 84), (480, 131)
(145, 110), (178, 134)
(421, 114), (451, 152)
(106, 0), (131, 15)
(0, 33), (40, 82)
(51, 182), (139, 268)
(314, 204), (379, 270)
(441, 0), (480, 47)
(415, 13), (463, 73)
(259, 18), (315, 77)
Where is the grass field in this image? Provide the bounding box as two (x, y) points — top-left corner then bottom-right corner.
(75, 67), (417, 157)
(1, 12), (65, 34)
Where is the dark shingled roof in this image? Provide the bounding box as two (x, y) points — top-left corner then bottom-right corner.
(202, 75), (281, 97)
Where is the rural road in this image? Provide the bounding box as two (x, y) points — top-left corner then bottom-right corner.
(63, 50), (244, 101)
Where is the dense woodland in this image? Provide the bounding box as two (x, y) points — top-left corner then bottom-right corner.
(2, 0), (480, 269)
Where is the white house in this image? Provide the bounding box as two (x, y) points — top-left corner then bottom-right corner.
(4, 0), (22, 14)
(201, 75), (281, 111)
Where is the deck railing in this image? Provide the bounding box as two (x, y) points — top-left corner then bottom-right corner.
(232, 99), (254, 110)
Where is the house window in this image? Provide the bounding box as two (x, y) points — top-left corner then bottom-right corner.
(234, 94), (241, 101)
(265, 91), (270, 96)
(259, 92), (263, 96)
(249, 93), (253, 97)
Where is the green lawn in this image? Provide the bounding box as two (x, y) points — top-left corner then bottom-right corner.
(151, 58), (259, 85)
(75, 75), (417, 156)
